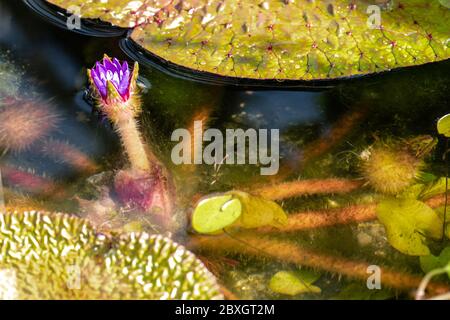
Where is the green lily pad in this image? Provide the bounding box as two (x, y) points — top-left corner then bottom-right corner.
(45, 0), (450, 82)
(269, 270), (321, 296)
(191, 191), (287, 234)
(377, 199), (443, 256)
(0, 211), (223, 300)
(229, 191), (288, 229)
(402, 176), (449, 200)
(191, 194), (242, 234)
(437, 114), (450, 137)
(420, 247), (450, 278)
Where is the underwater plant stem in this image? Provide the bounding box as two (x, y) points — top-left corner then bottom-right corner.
(252, 178), (364, 201)
(189, 234), (450, 296)
(415, 267), (449, 300)
(258, 194), (449, 233)
(41, 139), (98, 174)
(220, 285), (239, 300)
(115, 118), (150, 171)
(260, 204), (378, 232)
(442, 138), (448, 242)
(427, 292), (450, 300)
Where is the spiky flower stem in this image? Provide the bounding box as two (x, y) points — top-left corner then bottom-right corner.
(88, 56), (151, 172)
(115, 116), (150, 171)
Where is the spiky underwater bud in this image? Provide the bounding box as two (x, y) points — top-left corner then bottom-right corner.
(88, 55), (149, 171)
(0, 211), (222, 300)
(360, 136), (436, 195)
(114, 168), (174, 229)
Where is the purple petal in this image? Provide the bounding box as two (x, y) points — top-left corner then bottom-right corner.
(91, 69), (107, 98)
(112, 58), (122, 71)
(103, 57), (118, 74)
(118, 69), (131, 96)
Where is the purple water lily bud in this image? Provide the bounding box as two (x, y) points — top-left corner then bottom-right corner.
(89, 56), (131, 100)
(87, 55), (141, 122)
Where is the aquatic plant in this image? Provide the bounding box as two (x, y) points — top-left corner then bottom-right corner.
(88, 55), (149, 171)
(416, 247), (450, 299)
(114, 168), (173, 227)
(0, 210), (223, 300)
(189, 233), (450, 296)
(360, 136), (436, 194)
(0, 165), (61, 197)
(377, 198), (443, 256)
(0, 99), (60, 153)
(269, 270), (321, 296)
(41, 139), (98, 174)
(191, 191), (287, 234)
(88, 56), (174, 223)
(45, 0), (450, 82)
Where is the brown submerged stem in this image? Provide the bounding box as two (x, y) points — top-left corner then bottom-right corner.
(252, 178), (364, 201)
(259, 194), (449, 233)
(189, 233), (450, 296)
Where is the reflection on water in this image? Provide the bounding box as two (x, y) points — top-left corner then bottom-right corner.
(0, 0), (449, 300)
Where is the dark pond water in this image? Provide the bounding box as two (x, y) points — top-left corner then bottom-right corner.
(0, 0), (449, 300)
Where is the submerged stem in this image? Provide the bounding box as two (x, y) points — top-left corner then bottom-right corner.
(189, 233), (450, 296)
(259, 194), (448, 233)
(252, 178), (364, 201)
(442, 137), (448, 241)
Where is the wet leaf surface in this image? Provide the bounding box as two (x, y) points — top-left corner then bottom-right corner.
(269, 270), (321, 296)
(377, 199), (443, 256)
(45, 0), (450, 81)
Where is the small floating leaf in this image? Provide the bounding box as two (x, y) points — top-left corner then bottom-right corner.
(437, 114), (450, 137)
(420, 247), (450, 278)
(402, 176), (449, 200)
(269, 270), (321, 296)
(229, 191), (288, 229)
(377, 199), (443, 256)
(192, 194), (242, 234)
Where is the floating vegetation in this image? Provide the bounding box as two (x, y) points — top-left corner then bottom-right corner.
(0, 211), (223, 300)
(191, 191), (287, 234)
(44, 0), (450, 83)
(269, 270), (322, 296)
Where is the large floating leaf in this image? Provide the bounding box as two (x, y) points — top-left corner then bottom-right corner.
(0, 211), (222, 299)
(45, 0), (450, 82)
(377, 199), (443, 256)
